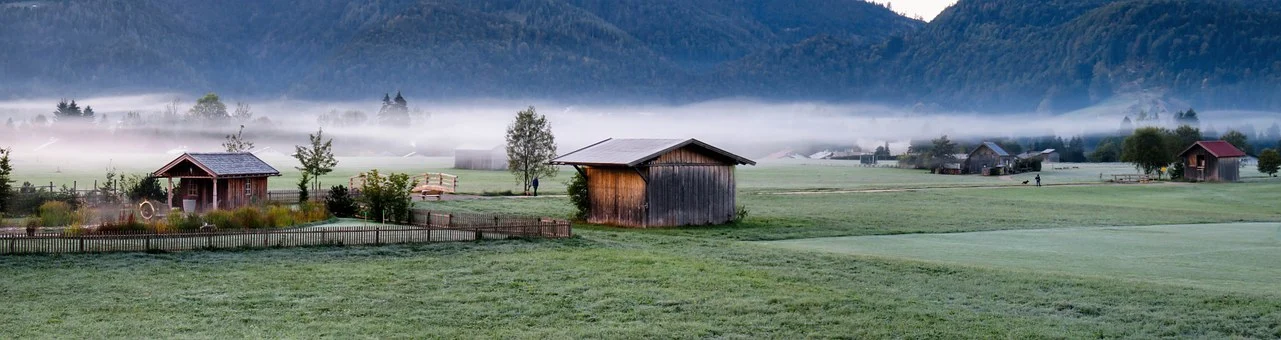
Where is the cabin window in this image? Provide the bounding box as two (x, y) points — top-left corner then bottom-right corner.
(245, 181), (254, 201)
(187, 182), (198, 197)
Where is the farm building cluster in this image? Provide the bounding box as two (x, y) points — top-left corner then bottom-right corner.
(936, 143), (1056, 176)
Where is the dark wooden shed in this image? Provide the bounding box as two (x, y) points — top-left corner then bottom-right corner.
(153, 152), (281, 213)
(964, 142), (1014, 175)
(1178, 141), (1245, 182)
(551, 138), (755, 228)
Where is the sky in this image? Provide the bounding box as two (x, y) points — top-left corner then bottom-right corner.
(881, 0), (958, 21)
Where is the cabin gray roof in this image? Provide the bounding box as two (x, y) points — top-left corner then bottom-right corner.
(551, 138), (755, 167)
(154, 152), (281, 177)
(979, 142), (1011, 157)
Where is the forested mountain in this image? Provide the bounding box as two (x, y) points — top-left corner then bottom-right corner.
(721, 0), (1281, 111)
(0, 0), (917, 101)
(3, 0), (1281, 112)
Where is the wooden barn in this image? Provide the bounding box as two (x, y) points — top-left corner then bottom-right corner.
(964, 142), (1015, 175)
(551, 138), (755, 228)
(1178, 141), (1246, 182)
(153, 152), (281, 213)
(454, 146), (507, 170)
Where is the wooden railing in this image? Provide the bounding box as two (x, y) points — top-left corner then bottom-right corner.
(0, 210), (571, 254)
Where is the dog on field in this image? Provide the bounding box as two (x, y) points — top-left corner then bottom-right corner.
(1022, 180), (1029, 185)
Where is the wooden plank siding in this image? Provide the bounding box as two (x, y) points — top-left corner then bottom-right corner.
(585, 167), (648, 227)
(583, 146), (739, 228)
(645, 145), (736, 227)
(646, 165), (735, 227)
(1182, 149), (1241, 182)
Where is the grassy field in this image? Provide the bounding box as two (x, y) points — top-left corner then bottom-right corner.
(6, 156), (1281, 338)
(420, 181), (1281, 240)
(762, 223), (1281, 294)
(2, 232), (1280, 338)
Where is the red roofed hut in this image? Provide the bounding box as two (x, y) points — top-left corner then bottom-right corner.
(551, 138), (755, 228)
(1178, 141), (1247, 182)
(153, 152), (281, 212)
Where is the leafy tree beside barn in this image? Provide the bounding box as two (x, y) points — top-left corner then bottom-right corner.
(1122, 127), (1175, 176)
(506, 106), (557, 194)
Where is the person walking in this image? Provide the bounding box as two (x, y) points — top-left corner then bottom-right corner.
(1035, 174), (1042, 187)
(532, 177), (540, 196)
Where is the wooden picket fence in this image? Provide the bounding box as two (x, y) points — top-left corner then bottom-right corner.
(0, 210), (572, 255)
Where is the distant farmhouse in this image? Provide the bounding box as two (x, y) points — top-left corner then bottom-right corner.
(454, 146), (507, 170)
(1018, 149), (1060, 163)
(964, 142), (1015, 175)
(1179, 141), (1246, 182)
(552, 138), (754, 228)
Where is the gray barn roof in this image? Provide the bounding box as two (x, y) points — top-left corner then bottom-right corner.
(154, 152), (281, 178)
(551, 138), (755, 167)
(980, 142), (1011, 157)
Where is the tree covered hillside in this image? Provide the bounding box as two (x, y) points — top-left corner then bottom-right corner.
(721, 0), (1281, 111)
(0, 0), (917, 101)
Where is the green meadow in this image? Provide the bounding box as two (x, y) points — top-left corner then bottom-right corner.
(3, 158), (1281, 338)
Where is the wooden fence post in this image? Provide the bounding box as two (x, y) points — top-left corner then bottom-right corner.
(146, 235), (151, 251)
(375, 227), (381, 245)
(79, 237), (84, 252)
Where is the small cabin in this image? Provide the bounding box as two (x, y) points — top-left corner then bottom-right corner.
(153, 152), (281, 212)
(1178, 141), (1246, 182)
(964, 142), (1014, 175)
(551, 138), (755, 228)
(454, 146), (507, 170)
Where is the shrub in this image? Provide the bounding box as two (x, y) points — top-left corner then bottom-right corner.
(122, 174), (166, 202)
(169, 213), (204, 231)
(98, 212), (147, 233)
(231, 207), (265, 229)
(325, 185), (357, 218)
(566, 171), (589, 221)
(204, 210), (235, 229)
(733, 205), (750, 223)
(8, 189), (79, 217)
(266, 205), (294, 228)
(38, 201), (74, 227)
(357, 170), (415, 223)
(24, 218), (40, 235)
(299, 202), (329, 223)
(149, 218), (174, 234)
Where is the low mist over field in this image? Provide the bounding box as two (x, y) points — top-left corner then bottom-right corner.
(0, 93), (1278, 173)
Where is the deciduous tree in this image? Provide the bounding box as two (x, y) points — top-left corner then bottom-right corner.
(223, 125), (255, 152)
(1220, 130), (1252, 155)
(294, 128), (338, 194)
(189, 92), (229, 121)
(1258, 149), (1280, 177)
(505, 106), (557, 193)
(1122, 127), (1174, 175)
(0, 148), (13, 214)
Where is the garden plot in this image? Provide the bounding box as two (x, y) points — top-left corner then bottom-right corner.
(761, 223), (1281, 294)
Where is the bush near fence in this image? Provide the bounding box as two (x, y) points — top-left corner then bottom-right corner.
(0, 209), (571, 254)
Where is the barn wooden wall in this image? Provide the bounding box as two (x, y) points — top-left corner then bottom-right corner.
(1184, 149), (1240, 182)
(1218, 157), (1240, 182)
(176, 177), (269, 212)
(965, 146), (1005, 174)
(218, 177), (269, 209)
(646, 146), (736, 227)
(585, 167), (648, 226)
